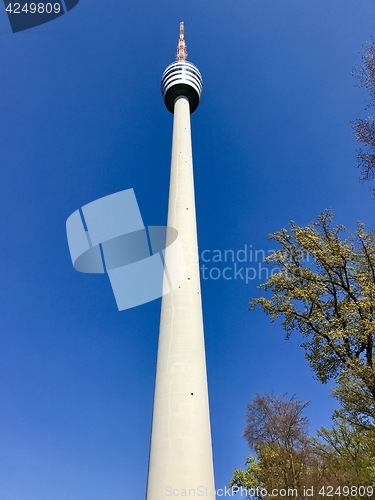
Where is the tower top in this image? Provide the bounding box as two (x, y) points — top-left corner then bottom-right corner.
(161, 22), (203, 114)
(177, 21), (188, 61)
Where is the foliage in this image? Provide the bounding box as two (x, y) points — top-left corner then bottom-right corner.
(231, 393), (375, 500)
(315, 415), (375, 497)
(249, 210), (375, 424)
(242, 393), (313, 496)
(332, 375), (375, 430)
(229, 455), (263, 498)
(243, 212), (375, 495)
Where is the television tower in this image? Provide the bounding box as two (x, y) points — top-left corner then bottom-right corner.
(146, 23), (215, 499)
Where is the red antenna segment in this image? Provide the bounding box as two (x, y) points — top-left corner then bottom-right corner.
(176, 21), (188, 61)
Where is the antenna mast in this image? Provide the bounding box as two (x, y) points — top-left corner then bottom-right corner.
(176, 21), (188, 61)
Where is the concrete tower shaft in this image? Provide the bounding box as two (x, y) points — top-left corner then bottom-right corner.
(146, 24), (215, 500)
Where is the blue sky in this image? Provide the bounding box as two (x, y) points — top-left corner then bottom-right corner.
(1, 1), (375, 498)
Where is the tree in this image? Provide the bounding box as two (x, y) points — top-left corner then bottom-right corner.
(353, 42), (375, 191)
(315, 414), (375, 497)
(250, 210), (375, 425)
(231, 393), (375, 500)
(241, 393), (312, 496)
(332, 375), (375, 430)
(230, 455), (264, 499)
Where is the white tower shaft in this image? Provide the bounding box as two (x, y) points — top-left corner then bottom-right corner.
(146, 96), (215, 498)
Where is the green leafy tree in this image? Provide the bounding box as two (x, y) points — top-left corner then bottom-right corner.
(250, 210), (375, 424)
(315, 415), (375, 499)
(230, 455), (264, 499)
(332, 375), (375, 429)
